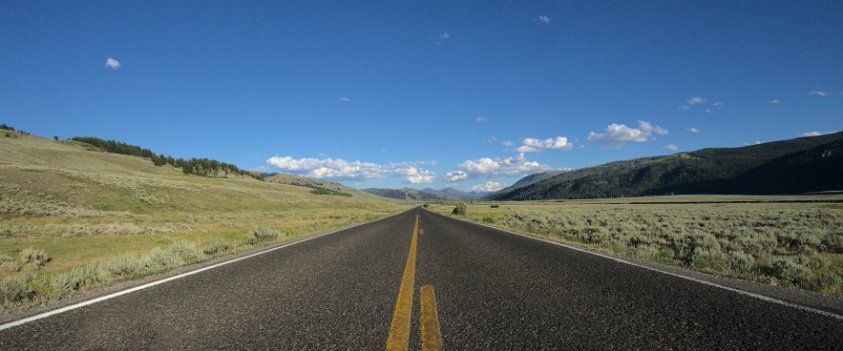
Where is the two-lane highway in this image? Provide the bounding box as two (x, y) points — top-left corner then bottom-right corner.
(1, 208), (842, 350)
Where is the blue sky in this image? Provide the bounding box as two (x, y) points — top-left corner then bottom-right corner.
(2, 1), (842, 191)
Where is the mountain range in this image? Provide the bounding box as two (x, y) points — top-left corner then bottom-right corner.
(362, 187), (484, 201)
(489, 132), (843, 200)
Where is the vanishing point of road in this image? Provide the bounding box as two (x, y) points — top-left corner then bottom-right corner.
(1, 208), (841, 350)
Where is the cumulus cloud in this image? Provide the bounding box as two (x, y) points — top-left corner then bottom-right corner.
(711, 102), (725, 107)
(401, 167), (436, 184)
(266, 156), (436, 183)
(769, 99), (781, 104)
(445, 170), (468, 182)
(337, 97), (351, 103)
(665, 144), (679, 151)
(515, 145), (538, 153)
(475, 116), (487, 123)
(536, 15), (551, 24)
(105, 57), (121, 70)
(587, 120), (668, 145)
(809, 91), (828, 97)
(439, 32), (450, 40)
(688, 127), (700, 134)
(483, 136), (497, 144)
(522, 136), (574, 151)
(501, 140), (514, 147)
(449, 155), (552, 180)
(472, 181), (505, 193)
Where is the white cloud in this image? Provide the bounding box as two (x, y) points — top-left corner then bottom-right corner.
(401, 167), (437, 184)
(688, 127), (700, 134)
(687, 96), (707, 105)
(450, 154), (552, 180)
(588, 120), (668, 145)
(515, 145), (538, 153)
(445, 170), (468, 182)
(809, 91), (828, 97)
(266, 156), (436, 182)
(769, 99), (781, 104)
(105, 57), (121, 70)
(705, 108), (713, 113)
(472, 181), (505, 193)
(711, 102), (725, 107)
(439, 32), (450, 40)
(522, 136), (574, 151)
(536, 15), (551, 24)
(475, 116), (487, 123)
(665, 144), (679, 151)
(501, 140), (514, 147)
(800, 131), (837, 137)
(337, 97), (351, 103)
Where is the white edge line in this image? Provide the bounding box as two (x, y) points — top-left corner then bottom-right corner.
(0, 211), (409, 331)
(430, 210), (843, 321)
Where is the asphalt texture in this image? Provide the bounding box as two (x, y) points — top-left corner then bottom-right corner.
(2, 208), (842, 350)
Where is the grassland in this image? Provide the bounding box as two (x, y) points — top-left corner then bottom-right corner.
(429, 195), (843, 296)
(0, 132), (405, 311)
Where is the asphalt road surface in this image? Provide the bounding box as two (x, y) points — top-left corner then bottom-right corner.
(2, 208), (842, 350)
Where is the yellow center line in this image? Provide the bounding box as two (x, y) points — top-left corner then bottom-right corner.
(419, 285), (443, 351)
(386, 214), (420, 351)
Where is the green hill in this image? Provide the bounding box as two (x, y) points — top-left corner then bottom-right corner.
(0, 130), (401, 310)
(490, 132), (843, 200)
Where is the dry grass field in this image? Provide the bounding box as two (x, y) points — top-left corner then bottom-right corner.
(0, 132), (406, 310)
(430, 195), (843, 296)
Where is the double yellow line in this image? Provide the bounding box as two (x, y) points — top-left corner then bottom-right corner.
(386, 213), (442, 351)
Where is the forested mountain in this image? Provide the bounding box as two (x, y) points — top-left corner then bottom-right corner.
(490, 132), (843, 200)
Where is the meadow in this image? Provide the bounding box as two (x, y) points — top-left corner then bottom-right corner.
(0, 133), (404, 311)
(430, 195), (843, 296)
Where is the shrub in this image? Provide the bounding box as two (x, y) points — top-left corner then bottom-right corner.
(145, 247), (183, 272)
(166, 242), (204, 264)
(19, 248), (50, 270)
(727, 251), (755, 274)
(53, 264), (102, 297)
(767, 257), (814, 287)
(247, 227), (281, 245)
(203, 241), (235, 256)
(0, 275), (36, 306)
(481, 215), (495, 224)
(822, 232), (843, 253)
(452, 202), (467, 216)
(104, 254), (143, 278)
(490, 204), (500, 208)
(0, 254), (19, 272)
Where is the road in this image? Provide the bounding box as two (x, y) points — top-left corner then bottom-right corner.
(1, 208), (841, 350)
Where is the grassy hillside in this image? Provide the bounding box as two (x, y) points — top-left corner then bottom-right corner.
(491, 132), (843, 200)
(0, 131), (403, 311)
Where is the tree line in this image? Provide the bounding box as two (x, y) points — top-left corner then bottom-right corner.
(71, 136), (258, 179)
